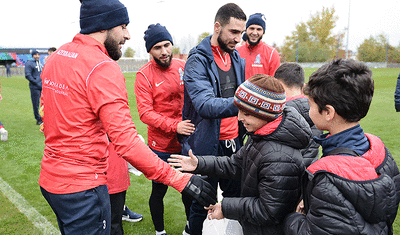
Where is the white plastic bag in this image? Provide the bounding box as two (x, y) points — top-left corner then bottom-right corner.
(202, 218), (243, 235)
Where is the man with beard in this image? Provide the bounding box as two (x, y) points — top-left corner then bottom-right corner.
(180, 3), (246, 235)
(38, 1), (216, 234)
(237, 13), (281, 80)
(135, 23), (195, 235)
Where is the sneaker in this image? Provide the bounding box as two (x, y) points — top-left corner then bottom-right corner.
(182, 221), (190, 235)
(182, 224), (190, 235)
(122, 205), (143, 222)
(0, 128), (8, 141)
(36, 120), (43, 125)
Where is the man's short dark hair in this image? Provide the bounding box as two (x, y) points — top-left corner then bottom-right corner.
(214, 3), (246, 27)
(48, 47), (57, 53)
(274, 63), (305, 89)
(304, 59), (374, 122)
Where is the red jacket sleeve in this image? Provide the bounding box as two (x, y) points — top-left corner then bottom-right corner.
(135, 71), (179, 134)
(88, 62), (191, 192)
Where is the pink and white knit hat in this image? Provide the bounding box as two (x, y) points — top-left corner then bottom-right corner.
(234, 74), (286, 121)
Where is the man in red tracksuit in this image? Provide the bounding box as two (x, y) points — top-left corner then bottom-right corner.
(135, 23), (194, 235)
(39, 1), (215, 234)
(237, 13), (280, 80)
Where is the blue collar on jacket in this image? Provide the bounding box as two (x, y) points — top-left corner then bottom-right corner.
(314, 124), (370, 157)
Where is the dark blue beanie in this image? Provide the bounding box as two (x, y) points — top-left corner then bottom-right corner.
(31, 50), (39, 56)
(144, 23), (173, 52)
(246, 13), (266, 31)
(80, 0), (130, 34)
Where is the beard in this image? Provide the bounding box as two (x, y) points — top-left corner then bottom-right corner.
(217, 33), (235, 54)
(154, 54), (172, 68)
(248, 35), (263, 46)
(104, 31), (124, 61)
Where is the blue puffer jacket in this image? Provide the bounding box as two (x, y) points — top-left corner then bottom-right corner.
(25, 59), (42, 90)
(180, 35), (246, 155)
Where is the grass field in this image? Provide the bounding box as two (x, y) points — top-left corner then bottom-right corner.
(0, 67), (399, 234)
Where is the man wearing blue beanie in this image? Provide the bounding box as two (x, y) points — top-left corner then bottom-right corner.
(39, 1), (217, 235)
(24, 50), (43, 125)
(136, 23), (194, 235)
(237, 13), (281, 80)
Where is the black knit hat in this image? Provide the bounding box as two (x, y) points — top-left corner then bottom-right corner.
(79, 0), (130, 34)
(144, 23), (173, 52)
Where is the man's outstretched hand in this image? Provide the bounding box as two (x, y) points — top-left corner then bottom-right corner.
(182, 175), (217, 207)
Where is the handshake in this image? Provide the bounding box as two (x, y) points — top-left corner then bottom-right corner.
(169, 150), (224, 220)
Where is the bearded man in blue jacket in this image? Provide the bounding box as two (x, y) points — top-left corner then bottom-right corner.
(180, 3), (247, 235)
(25, 50), (43, 125)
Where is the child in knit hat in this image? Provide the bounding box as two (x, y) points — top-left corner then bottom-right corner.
(169, 74), (312, 235)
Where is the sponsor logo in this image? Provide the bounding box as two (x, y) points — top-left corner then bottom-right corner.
(43, 78), (69, 96)
(57, 50), (79, 59)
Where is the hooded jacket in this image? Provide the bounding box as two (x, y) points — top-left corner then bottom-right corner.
(193, 106), (312, 235)
(25, 58), (43, 90)
(180, 35), (246, 156)
(284, 133), (400, 235)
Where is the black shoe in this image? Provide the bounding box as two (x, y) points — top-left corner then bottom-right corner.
(36, 120), (43, 125)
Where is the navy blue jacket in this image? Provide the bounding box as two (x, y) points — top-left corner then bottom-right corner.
(394, 72), (400, 112)
(25, 59), (42, 90)
(180, 35), (245, 155)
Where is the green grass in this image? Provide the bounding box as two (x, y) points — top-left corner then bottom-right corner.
(1, 68), (400, 234)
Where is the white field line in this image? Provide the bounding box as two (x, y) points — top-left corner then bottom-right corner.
(0, 176), (60, 235)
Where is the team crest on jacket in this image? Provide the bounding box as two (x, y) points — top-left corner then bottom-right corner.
(252, 54), (263, 68)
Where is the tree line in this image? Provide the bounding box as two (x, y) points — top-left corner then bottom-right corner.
(124, 6), (400, 63)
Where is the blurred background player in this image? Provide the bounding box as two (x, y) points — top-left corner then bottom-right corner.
(24, 50), (43, 125)
(44, 47), (57, 63)
(135, 23), (194, 235)
(236, 13), (280, 80)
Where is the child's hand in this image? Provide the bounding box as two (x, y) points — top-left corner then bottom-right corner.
(168, 149), (198, 172)
(205, 203), (224, 220)
(296, 200), (305, 214)
(0, 94), (2, 101)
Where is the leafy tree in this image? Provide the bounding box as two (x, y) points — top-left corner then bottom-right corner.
(123, 47), (135, 58)
(198, 32), (210, 44)
(281, 6), (342, 62)
(172, 46), (181, 55)
(357, 34), (400, 63)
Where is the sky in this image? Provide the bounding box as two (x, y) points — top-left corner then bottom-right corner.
(2, 0), (400, 59)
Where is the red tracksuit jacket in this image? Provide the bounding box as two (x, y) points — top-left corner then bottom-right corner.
(135, 59), (185, 153)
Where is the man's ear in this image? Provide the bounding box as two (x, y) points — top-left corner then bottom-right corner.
(214, 22), (221, 35)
